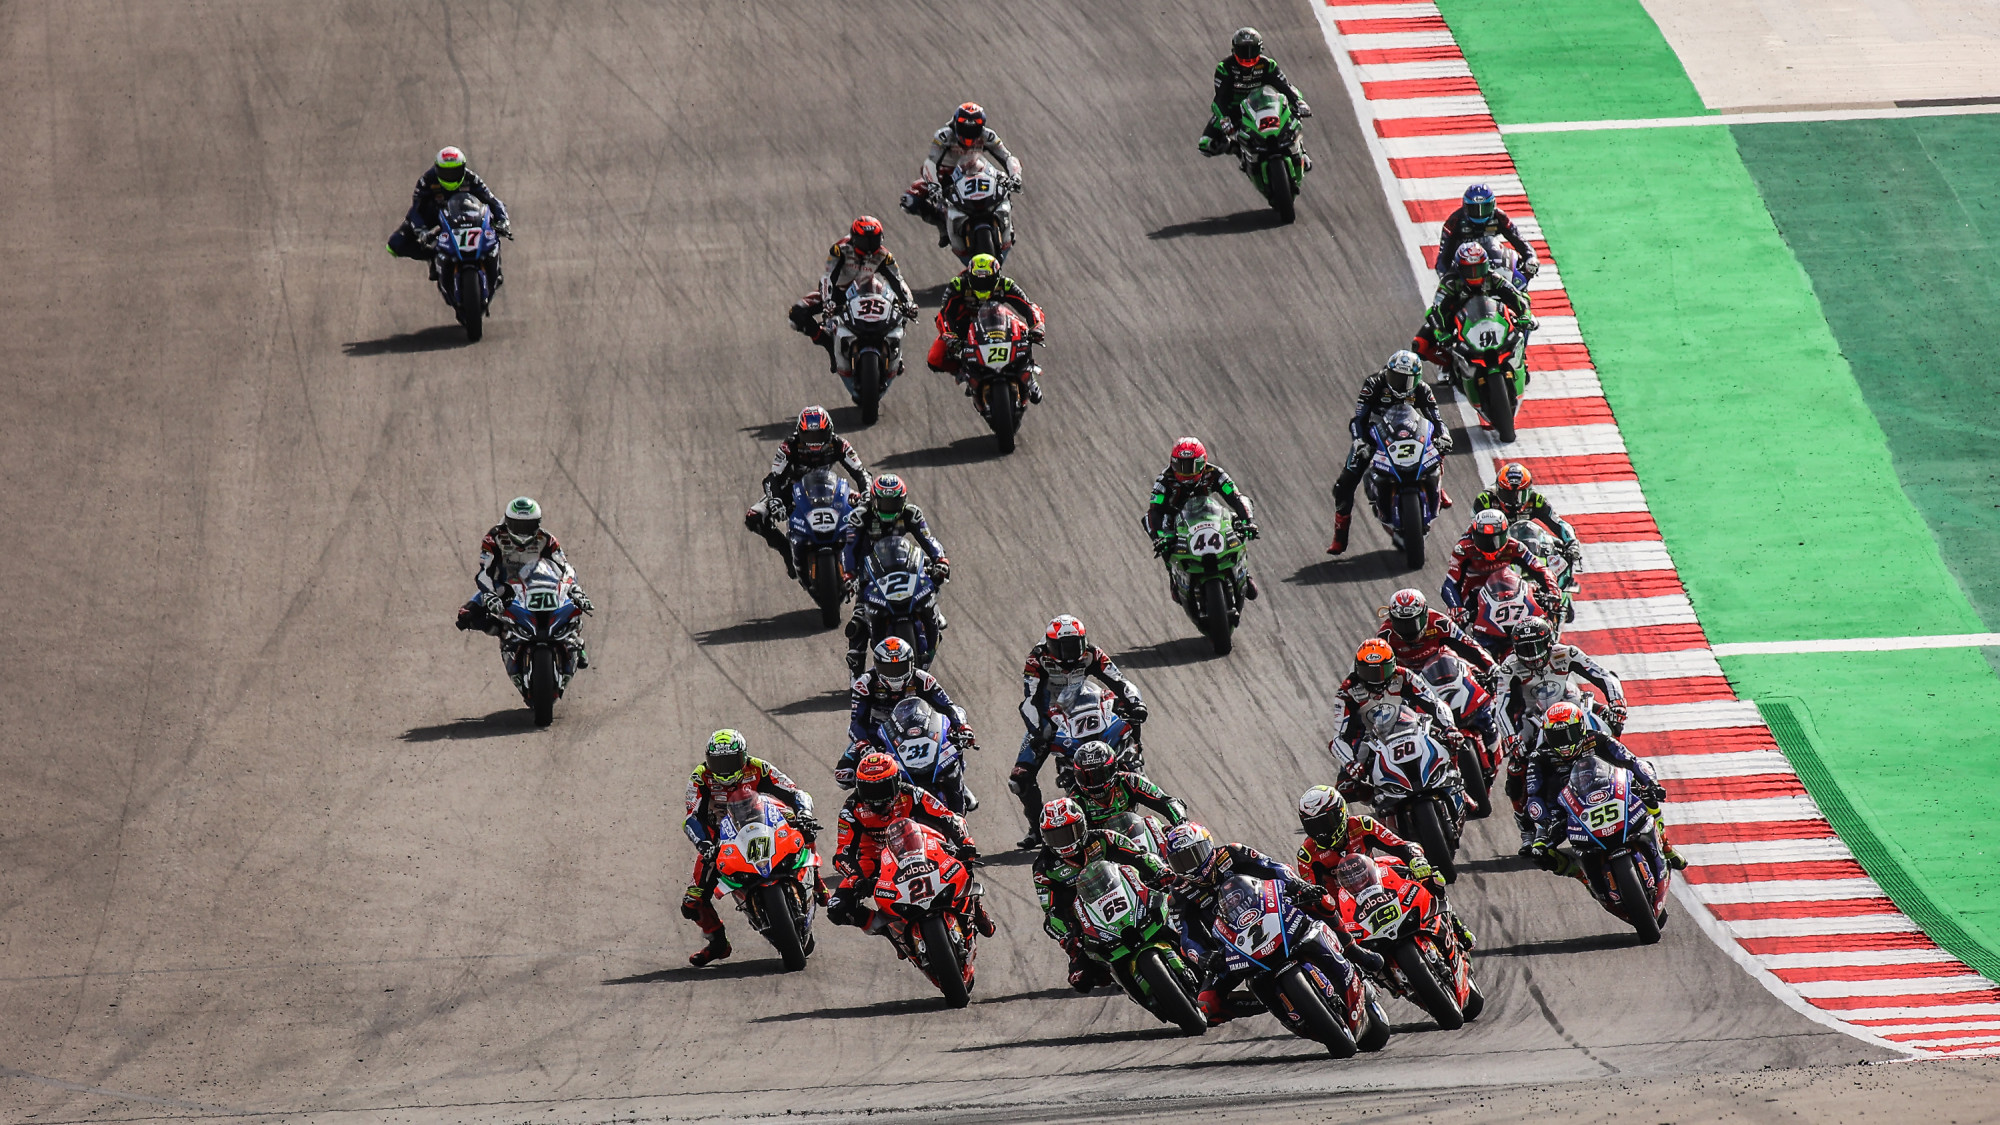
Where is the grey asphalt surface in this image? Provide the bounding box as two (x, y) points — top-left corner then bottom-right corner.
(1, 0), (1896, 1121)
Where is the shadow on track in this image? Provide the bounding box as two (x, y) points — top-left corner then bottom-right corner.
(1115, 638), (1221, 670)
(1454, 854), (1536, 876)
(697, 608), (826, 646)
(738, 419), (797, 442)
(769, 688), (849, 715)
(878, 436), (1002, 471)
(342, 325), (469, 356)
(401, 710), (538, 742)
(1480, 932), (1638, 958)
(1147, 211), (1285, 240)
(1285, 549), (1412, 587)
(752, 997), (947, 1022)
(910, 281), (949, 308)
(949, 1026), (1190, 1052)
(603, 960), (790, 985)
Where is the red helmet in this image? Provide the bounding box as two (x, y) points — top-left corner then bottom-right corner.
(854, 752), (902, 810)
(1470, 509), (1509, 559)
(1354, 638), (1397, 687)
(1039, 798), (1088, 859)
(1045, 614), (1088, 667)
(1170, 437), (1208, 482)
(1540, 701), (1588, 758)
(953, 102), (987, 145)
(1455, 242), (1491, 287)
(849, 215), (883, 256)
(795, 405), (834, 452)
(1386, 588), (1429, 641)
(1496, 462), (1533, 509)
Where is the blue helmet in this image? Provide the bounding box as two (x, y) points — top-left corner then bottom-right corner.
(1462, 183), (1496, 222)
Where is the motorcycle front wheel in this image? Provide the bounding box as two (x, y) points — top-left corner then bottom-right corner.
(1398, 489), (1426, 570)
(457, 264), (484, 342)
(1608, 853), (1662, 945)
(1406, 799), (1456, 883)
(1277, 965), (1354, 1057)
(810, 548), (843, 629)
(855, 349), (883, 426)
(1482, 369), (1518, 443)
(1199, 578), (1234, 655)
(920, 914), (971, 1008)
(1264, 157), (1296, 224)
(1136, 947), (1206, 1036)
(755, 882), (809, 972)
(529, 646), (556, 727)
(986, 379), (1020, 454)
(1393, 940), (1464, 1030)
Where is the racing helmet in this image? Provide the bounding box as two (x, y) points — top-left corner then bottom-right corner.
(502, 496), (542, 548)
(953, 102), (987, 144)
(1045, 614), (1089, 668)
(849, 215), (883, 256)
(854, 751), (902, 810)
(795, 405), (834, 453)
(965, 253), (1002, 300)
(1540, 701), (1589, 760)
(1383, 349), (1423, 399)
(1231, 27), (1263, 66)
(873, 636), (915, 690)
(1454, 241), (1490, 288)
(1386, 588), (1429, 641)
(870, 474), (908, 520)
(1170, 437), (1208, 482)
(1298, 784), (1350, 847)
(706, 729), (748, 783)
(1040, 798), (1089, 860)
(1470, 508), (1509, 558)
(434, 146), (467, 190)
(1354, 638), (1397, 687)
(1496, 462), (1533, 510)
(1462, 182), (1497, 222)
(1071, 740), (1119, 795)
(1165, 822), (1221, 880)
(1511, 616), (1556, 668)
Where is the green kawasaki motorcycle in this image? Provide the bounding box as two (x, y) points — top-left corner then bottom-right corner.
(1231, 86), (1307, 224)
(1073, 860), (1207, 1035)
(1163, 494), (1253, 655)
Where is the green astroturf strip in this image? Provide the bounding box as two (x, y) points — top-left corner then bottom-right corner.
(1505, 126), (1984, 643)
(1435, 0), (1709, 125)
(1745, 652), (2000, 977)
(1733, 117), (2000, 633)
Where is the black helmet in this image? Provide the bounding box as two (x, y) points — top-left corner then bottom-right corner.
(1512, 616), (1556, 667)
(1232, 27), (1263, 65)
(953, 102), (987, 143)
(1071, 740), (1119, 794)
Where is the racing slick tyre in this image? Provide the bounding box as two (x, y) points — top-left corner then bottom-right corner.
(1265, 158), (1296, 225)
(921, 914), (971, 1009)
(856, 350), (883, 427)
(1278, 965), (1355, 1058)
(1136, 947), (1207, 1036)
(1394, 940), (1464, 1030)
(1200, 578), (1234, 656)
(528, 647), (556, 727)
(1483, 371), (1518, 444)
(1407, 799), (1456, 884)
(1609, 853), (1662, 945)
(755, 883), (809, 972)
(1398, 489), (1426, 570)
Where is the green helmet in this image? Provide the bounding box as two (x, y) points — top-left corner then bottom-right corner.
(706, 729), (748, 782)
(965, 254), (1002, 300)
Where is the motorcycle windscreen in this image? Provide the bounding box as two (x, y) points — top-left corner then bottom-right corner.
(868, 534), (922, 582)
(1456, 295), (1513, 354)
(1376, 402), (1432, 445)
(881, 818), (930, 866)
(1241, 87), (1288, 133)
(1056, 681), (1113, 739)
(845, 274), (898, 328)
(798, 466), (843, 508)
(1421, 652), (1464, 690)
(1567, 755), (1617, 801)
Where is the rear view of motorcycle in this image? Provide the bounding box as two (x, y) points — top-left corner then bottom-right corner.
(428, 190), (506, 341)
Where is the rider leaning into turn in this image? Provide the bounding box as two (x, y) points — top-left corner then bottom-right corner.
(454, 496), (595, 663)
(928, 253), (1046, 403)
(1066, 740), (1188, 827)
(1475, 462), (1583, 571)
(900, 102), (1024, 247)
(1145, 438), (1261, 599)
(744, 406), (871, 579)
(840, 474), (951, 675)
(837, 636), (974, 787)
(827, 752), (990, 935)
(1433, 183), (1538, 279)
(386, 146), (511, 272)
(1012, 615), (1148, 848)
(1198, 28), (1312, 162)
(1032, 798), (1175, 992)
(682, 730), (821, 968)
(1493, 616), (1628, 847)
(1295, 785), (1477, 952)
(787, 216), (919, 373)
(1326, 350), (1456, 556)
(1331, 639), (1466, 796)
(1442, 508), (1565, 620)
(1412, 243), (1537, 371)
(1524, 703), (1687, 873)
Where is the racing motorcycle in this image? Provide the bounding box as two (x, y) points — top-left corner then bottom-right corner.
(1226, 86), (1307, 224)
(1466, 567), (1548, 659)
(942, 151), (1017, 264)
(713, 789), (822, 972)
(1161, 494), (1253, 655)
(1556, 756), (1671, 944)
(1419, 652), (1498, 819)
(1363, 403), (1445, 569)
(1510, 518), (1580, 595)
(1209, 875), (1392, 1057)
(779, 466), (856, 629)
(879, 697), (975, 815)
(425, 190), (504, 342)
(857, 534), (944, 671)
(957, 300), (1040, 454)
(1099, 810), (1171, 860)
(1333, 854), (1482, 1030)
(870, 818), (987, 1007)
(1345, 700), (1468, 882)
(1047, 679), (1145, 779)
(1073, 860), (1206, 1035)
(500, 558), (585, 727)
(1442, 294), (1527, 442)
(1438, 234), (1533, 289)
(831, 274), (913, 426)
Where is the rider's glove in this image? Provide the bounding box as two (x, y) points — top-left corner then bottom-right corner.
(1008, 176), (1024, 193)
(480, 591), (507, 618)
(1295, 101), (1313, 118)
(1406, 854), (1436, 883)
(901, 304), (921, 321)
(570, 588), (595, 614)
(954, 842), (980, 864)
(495, 221), (513, 239)
(931, 557), (952, 583)
(1435, 430), (1455, 454)
(1636, 777), (1666, 805)
(1241, 521), (1261, 540)
(1026, 327), (1046, 344)
(696, 839), (718, 861)
(1151, 535), (1173, 558)
(1608, 702), (1629, 731)
(792, 812), (822, 837)
(1124, 698), (1149, 725)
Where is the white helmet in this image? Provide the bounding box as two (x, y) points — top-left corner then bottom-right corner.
(1384, 350), (1423, 399)
(502, 496), (542, 547)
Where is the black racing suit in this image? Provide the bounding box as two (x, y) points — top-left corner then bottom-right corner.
(387, 166), (510, 261)
(745, 434), (870, 567)
(841, 502), (949, 673)
(1524, 732), (1669, 877)
(1170, 844), (1369, 1018)
(837, 667), (969, 786)
(1034, 830), (1174, 989)
(1072, 772), (1188, 829)
(1199, 56), (1309, 155)
(1331, 372), (1452, 517)
(1415, 273), (1536, 367)
(1434, 205), (1537, 279)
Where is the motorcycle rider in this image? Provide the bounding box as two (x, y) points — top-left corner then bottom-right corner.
(1413, 243), (1537, 372)
(840, 474), (951, 675)
(827, 752), (990, 935)
(1296, 785), (1476, 952)
(385, 146), (511, 280)
(1066, 740), (1188, 828)
(1379, 588), (1500, 754)
(1163, 823), (1381, 1026)
(1332, 639), (1466, 797)
(454, 496), (595, 668)
(1474, 462), (1583, 572)
(900, 102), (1024, 247)
(1198, 28), (1312, 162)
(1033, 798), (1176, 992)
(1434, 183), (1538, 280)
(838, 636), (975, 787)
(1013, 615), (1148, 849)
(1326, 350), (1455, 556)
(745, 405), (871, 579)
(1145, 437), (1261, 599)
(1493, 616), (1627, 848)
(682, 730), (821, 967)
(927, 253), (1046, 404)
(787, 216), (921, 374)
(1526, 702), (1687, 873)
(1442, 508), (1566, 622)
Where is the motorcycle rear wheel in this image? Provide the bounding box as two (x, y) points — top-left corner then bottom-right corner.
(1265, 157), (1296, 225)
(458, 264), (484, 342)
(529, 647), (556, 727)
(1398, 489), (1426, 570)
(1482, 369), (1518, 443)
(1407, 799), (1456, 883)
(1277, 965), (1354, 1058)
(1200, 578), (1234, 655)
(1457, 740), (1492, 820)
(921, 914), (971, 1008)
(970, 225), (1000, 261)
(755, 883), (809, 972)
(1609, 853), (1662, 945)
(856, 350), (882, 426)
(1393, 941), (1464, 1030)
(987, 379), (1019, 454)
(1357, 986), (1393, 1051)
(1136, 947), (1206, 1036)
(810, 549), (842, 629)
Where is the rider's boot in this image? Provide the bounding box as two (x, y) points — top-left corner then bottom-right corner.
(1025, 376), (1044, 404)
(971, 897), (996, 937)
(1647, 805), (1691, 870)
(1450, 911), (1478, 951)
(1243, 572), (1260, 600)
(1515, 812), (1538, 856)
(1440, 487), (1454, 509)
(575, 638), (590, 671)
(688, 927), (732, 968)
(1326, 512), (1352, 556)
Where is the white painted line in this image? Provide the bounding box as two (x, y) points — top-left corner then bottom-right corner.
(1356, 60), (1472, 83)
(1680, 837), (1854, 867)
(1569, 594), (1697, 633)
(1576, 538), (1673, 575)
(1396, 174), (1525, 200)
(1325, 2), (1441, 18)
(1725, 913), (1922, 939)
(1760, 949), (1963, 970)
(1500, 102), (2000, 134)
(1846, 1003), (2000, 1022)
(1711, 633), (2000, 656)
(1526, 315), (1582, 343)
(1537, 479), (1647, 516)
(1379, 132), (1509, 159)
(1869, 1020), (2000, 1036)
(1901, 1031), (2000, 1049)
(1596, 647), (1723, 682)
(1364, 96), (1494, 121)
(1413, 215), (1545, 242)
(1340, 30), (1459, 52)
(1792, 975), (1995, 999)
(1523, 367), (1602, 399)
(1624, 698), (1763, 732)
(1669, 795), (1824, 825)
(1692, 876), (1882, 904)
(1651, 749), (1795, 780)
(1527, 266), (1565, 290)
(1484, 422), (1628, 459)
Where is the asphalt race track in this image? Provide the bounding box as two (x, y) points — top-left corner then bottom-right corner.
(2, 1), (1893, 1121)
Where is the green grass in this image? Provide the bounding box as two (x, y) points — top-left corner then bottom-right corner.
(1436, 0), (1709, 125)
